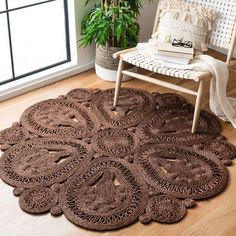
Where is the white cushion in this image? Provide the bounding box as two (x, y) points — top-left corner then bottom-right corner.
(150, 0), (217, 52)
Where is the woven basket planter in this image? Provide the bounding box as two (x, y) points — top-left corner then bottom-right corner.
(95, 45), (135, 82)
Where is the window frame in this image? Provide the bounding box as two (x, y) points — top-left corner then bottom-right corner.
(0, 0), (76, 86)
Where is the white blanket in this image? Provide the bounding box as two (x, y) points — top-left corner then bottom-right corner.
(137, 43), (236, 128)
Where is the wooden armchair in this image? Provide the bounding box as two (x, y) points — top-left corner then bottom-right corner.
(113, 0), (236, 133)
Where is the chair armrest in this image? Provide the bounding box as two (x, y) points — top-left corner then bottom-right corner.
(113, 47), (137, 59)
(188, 71), (212, 81)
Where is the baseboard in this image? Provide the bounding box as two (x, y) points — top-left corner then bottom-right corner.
(0, 61), (95, 101)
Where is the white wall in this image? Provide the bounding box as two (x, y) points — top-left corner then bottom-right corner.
(138, 0), (159, 42)
(74, 0), (96, 68)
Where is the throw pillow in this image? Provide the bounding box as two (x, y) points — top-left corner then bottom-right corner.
(149, 0), (217, 52)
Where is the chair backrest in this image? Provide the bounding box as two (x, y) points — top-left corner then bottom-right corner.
(153, 0), (236, 50)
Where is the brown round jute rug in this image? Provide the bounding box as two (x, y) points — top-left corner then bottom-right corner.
(0, 88), (236, 231)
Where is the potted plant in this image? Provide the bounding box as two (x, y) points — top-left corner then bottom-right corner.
(80, 0), (151, 82)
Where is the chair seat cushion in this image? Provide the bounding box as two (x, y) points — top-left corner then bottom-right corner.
(121, 51), (211, 81)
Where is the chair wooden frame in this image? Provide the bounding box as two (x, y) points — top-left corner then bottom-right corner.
(113, 0), (236, 133)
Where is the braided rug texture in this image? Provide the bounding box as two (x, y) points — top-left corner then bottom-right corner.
(0, 88), (236, 231)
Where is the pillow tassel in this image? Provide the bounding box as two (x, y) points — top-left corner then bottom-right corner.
(173, 11), (179, 20)
(182, 13), (192, 24)
(196, 17), (207, 28)
(151, 31), (159, 39)
(208, 21), (213, 31)
(194, 16), (199, 27)
(198, 18), (203, 27)
(164, 34), (172, 43)
(192, 41), (208, 52)
(160, 10), (167, 18)
(201, 42), (208, 52)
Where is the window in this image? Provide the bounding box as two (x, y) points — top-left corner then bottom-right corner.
(0, 0), (75, 85)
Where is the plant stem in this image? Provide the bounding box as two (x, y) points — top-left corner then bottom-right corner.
(105, 0), (108, 14)
(112, 0), (115, 47)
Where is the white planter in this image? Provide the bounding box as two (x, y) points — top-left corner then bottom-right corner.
(95, 45), (136, 82)
(95, 63), (136, 82)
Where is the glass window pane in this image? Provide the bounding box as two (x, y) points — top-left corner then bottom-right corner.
(7, 0), (46, 9)
(0, 14), (13, 82)
(9, 0), (67, 76)
(0, 0), (6, 11)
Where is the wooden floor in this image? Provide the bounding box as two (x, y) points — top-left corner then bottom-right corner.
(0, 50), (236, 236)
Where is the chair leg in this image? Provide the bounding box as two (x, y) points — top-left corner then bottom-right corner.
(191, 80), (204, 133)
(113, 59), (124, 107)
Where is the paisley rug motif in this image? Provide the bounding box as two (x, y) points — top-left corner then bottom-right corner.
(0, 88), (235, 231)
